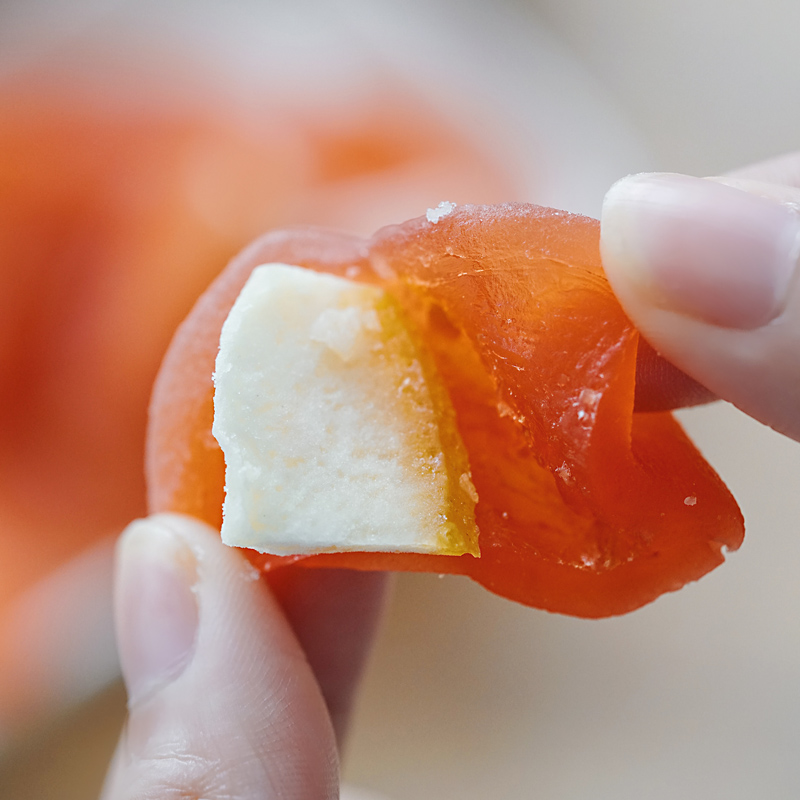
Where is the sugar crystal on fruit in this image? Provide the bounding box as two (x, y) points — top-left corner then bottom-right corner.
(426, 200), (456, 223)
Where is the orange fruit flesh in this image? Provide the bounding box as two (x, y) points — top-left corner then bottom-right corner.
(147, 204), (744, 618)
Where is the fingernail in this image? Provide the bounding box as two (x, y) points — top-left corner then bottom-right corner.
(601, 173), (800, 328)
(115, 517), (199, 706)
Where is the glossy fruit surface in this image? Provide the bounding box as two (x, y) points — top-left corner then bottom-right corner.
(147, 204), (744, 617)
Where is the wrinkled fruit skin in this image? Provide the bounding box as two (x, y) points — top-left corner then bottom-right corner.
(147, 204), (744, 618)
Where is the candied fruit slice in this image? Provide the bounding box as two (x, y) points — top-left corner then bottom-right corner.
(147, 204), (744, 618)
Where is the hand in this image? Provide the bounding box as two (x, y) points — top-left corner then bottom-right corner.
(601, 152), (800, 441)
(100, 513), (388, 800)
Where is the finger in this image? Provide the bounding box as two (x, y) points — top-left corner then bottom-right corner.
(632, 153), (800, 412)
(101, 513), (338, 800)
(601, 172), (800, 441)
(724, 150), (800, 187)
(268, 567), (389, 747)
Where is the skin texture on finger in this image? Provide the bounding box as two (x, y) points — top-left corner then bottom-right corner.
(268, 567), (390, 748)
(632, 152), (800, 412)
(102, 513), (339, 800)
(601, 169), (800, 441)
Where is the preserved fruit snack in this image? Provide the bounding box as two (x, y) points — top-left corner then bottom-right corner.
(147, 203), (744, 618)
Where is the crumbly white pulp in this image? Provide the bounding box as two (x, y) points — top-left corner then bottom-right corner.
(212, 262), (473, 556)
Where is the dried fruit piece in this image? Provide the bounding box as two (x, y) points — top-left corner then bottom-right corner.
(147, 204), (744, 617)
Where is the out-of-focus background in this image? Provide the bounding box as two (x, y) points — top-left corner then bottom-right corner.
(1, 1), (799, 798)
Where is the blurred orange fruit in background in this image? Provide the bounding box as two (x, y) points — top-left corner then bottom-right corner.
(0, 62), (517, 732)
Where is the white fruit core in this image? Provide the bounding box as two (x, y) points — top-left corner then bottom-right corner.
(212, 262), (478, 556)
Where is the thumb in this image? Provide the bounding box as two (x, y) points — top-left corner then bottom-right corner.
(101, 513), (338, 800)
(601, 172), (800, 441)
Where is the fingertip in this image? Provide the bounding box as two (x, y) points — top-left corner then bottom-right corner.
(114, 516), (199, 707)
(106, 513), (339, 800)
(601, 172), (800, 329)
(601, 173), (800, 440)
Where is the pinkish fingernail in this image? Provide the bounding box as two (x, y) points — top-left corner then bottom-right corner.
(114, 518), (199, 706)
(601, 173), (800, 328)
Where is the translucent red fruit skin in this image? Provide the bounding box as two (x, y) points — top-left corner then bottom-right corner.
(147, 204), (744, 618)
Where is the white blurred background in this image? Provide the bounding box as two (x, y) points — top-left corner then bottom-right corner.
(1, 1), (799, 798)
